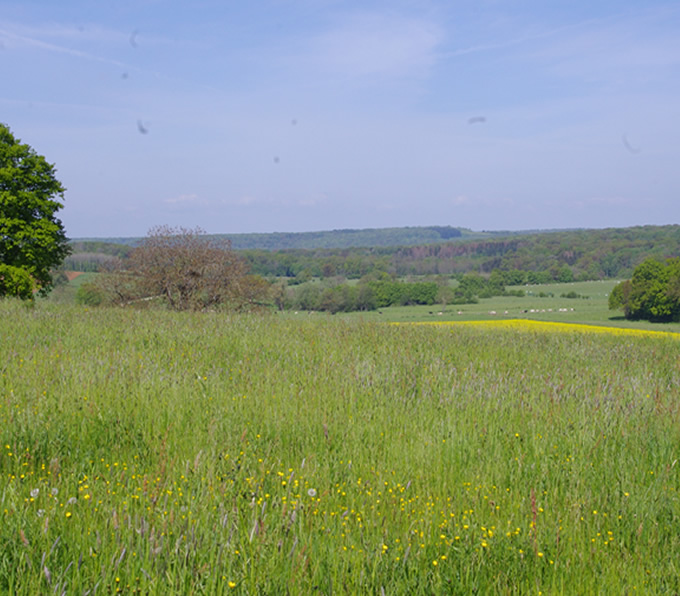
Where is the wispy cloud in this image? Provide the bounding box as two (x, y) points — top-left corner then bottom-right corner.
(0, 19), (206, 91)
(299, 12), (443, 79)
(232, 194), (327, 208)
(163, 193), (326, 211)
(443, 4), (680, 88)
(0, 22), (130, 69)
(507, 7), (680, 85)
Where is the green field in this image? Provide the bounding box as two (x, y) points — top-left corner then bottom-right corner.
(55, 273), (680, 333)
(332, 279), (680, 333)
(2, 300), (679, 593)
(47, 272), (100, 305)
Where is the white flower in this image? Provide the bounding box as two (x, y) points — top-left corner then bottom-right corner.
(307, 488), (317, 498)
(51, 487), (58, 497)
(67, 497), (77, 505)
(37, 509), (45, 517)
(30, 488), (39, 499)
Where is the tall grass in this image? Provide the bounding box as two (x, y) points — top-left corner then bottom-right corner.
(1, 301), (679, 594)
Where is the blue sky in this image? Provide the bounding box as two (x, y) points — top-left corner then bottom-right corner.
(2, 1), (679, 238)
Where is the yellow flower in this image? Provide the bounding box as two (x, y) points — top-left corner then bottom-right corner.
(228, 581), (237, 588)
(404, 319), (680, 339)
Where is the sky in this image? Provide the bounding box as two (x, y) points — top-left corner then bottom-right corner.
(1, 0), (679, 238)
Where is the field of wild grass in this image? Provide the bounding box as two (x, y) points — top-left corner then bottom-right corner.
(1, 301), (680, 594)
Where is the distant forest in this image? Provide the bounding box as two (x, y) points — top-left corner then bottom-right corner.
(66, 225), (680, 282)
(240, 225), (680, 281)
(74, 225), (471, 251)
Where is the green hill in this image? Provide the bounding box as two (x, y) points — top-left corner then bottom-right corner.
(73, 225), (475, 250)
(67, 225), (680, 282)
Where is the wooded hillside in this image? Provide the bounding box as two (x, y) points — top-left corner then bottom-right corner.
(66, 225), (680, 282)
(240, 225), (680, 280)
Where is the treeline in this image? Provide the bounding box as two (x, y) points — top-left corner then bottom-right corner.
(63, 242), (133, 272)
(65, 226), (680, 287)
(242, 225), (680, 281)
(71, 226), (468, 251)
(283, 279), (440, 314)
(282, 272), (524, 314)
(217, 225), (464, 250)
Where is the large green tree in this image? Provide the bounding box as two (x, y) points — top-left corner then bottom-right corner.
(0, 123), (70, 298)
(609, 257), (680, 322)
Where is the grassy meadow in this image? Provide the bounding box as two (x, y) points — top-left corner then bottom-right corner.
(348, 279), (680, 334)
(2, 300), (680, 594)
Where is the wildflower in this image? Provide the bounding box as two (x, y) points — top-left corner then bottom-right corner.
(30, 488), (39, 499)
(37, 509), (45, 517)
(51, 488), (58, 497)
(67, 497), (77, 505)
(228, 581), (237, 589)
(307, 488), (317, 498)
(65, 511), (72, 518)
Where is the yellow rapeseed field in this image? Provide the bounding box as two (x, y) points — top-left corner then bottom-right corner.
(402, 318), (680, 339)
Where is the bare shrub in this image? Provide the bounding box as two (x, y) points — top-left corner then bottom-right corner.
(96, 225), (268, 311)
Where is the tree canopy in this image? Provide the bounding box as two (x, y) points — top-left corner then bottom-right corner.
(609, 258), (680, 322)
(0, 124), (70, 298)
